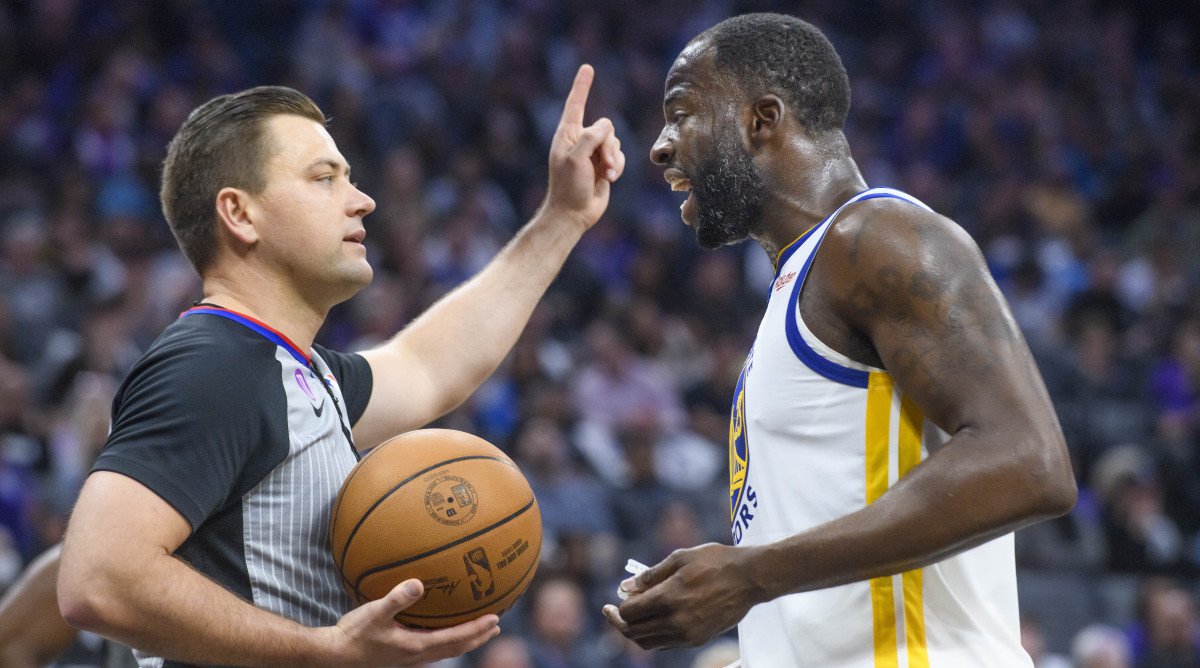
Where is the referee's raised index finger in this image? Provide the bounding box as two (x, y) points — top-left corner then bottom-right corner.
(559, 64), (595, 128)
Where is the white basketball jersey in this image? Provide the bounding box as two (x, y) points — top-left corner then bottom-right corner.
(730, 188), (1032, 668)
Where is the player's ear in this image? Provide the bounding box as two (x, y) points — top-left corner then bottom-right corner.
(215, 187), (260, 245)
(748, 94), (784, 148)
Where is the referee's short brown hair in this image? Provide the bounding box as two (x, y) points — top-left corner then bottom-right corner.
(160, 86), (326, 274)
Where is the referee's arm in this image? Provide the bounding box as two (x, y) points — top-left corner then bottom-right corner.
(352, 65), (624, 450)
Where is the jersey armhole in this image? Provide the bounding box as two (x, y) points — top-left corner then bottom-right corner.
(780, 189), (927, 388)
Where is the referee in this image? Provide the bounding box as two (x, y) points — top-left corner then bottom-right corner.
(55, 66), (623, 667)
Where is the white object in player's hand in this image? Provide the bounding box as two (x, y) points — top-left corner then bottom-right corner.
(617, 559), (649, 600)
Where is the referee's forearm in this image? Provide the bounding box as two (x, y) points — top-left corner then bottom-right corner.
(379, 208), (583, 411)
(60, 544), (331, 667)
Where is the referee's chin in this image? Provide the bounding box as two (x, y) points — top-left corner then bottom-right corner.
(325, 262), (375, 307)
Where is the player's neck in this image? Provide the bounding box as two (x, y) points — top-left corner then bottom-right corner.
(755, 157), (867, 265)
(750, 131), (865, 263)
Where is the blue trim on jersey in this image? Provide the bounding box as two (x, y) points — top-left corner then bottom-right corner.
(181, 307), (311, 366)
(781, 189), (930, 389)
(784, 267), (871, 388)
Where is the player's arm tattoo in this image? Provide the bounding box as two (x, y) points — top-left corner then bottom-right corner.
(843, 212), (1021, 401)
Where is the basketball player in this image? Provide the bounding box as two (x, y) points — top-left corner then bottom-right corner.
(602, 14), (1076, 667)
(0, 545), (80, 668)
(56, 65), (624, 667)
(0, 545), (137, 667)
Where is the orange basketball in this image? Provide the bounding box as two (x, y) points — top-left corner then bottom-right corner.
(330, 429), (541, 628)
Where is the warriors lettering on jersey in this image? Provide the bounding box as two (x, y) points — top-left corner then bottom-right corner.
(730, 348), (758, 545)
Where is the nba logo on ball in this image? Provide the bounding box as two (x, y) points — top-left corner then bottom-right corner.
(463, 547), (495, 600)
(330, 429), (542, 628)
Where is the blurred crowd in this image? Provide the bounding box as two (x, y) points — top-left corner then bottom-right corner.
(0, 0), (1198, 666)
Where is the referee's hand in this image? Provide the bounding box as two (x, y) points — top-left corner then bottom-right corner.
(328, 579), (499, 667)
(542, 63), (626, 235)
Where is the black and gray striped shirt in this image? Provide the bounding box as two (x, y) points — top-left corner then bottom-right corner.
(92, 306), (373, 668)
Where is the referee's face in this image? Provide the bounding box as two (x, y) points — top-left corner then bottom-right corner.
(248, 115), (377, 304)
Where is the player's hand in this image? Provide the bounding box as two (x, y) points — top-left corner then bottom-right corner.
(542, 64), (625, 232)
(603, 543), (761, 649)
(326, 579), (499, 667)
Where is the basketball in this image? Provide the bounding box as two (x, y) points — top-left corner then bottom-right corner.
(330, 429), (542, 628)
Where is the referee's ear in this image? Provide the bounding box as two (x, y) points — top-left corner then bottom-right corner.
(215, 186), (260, 246)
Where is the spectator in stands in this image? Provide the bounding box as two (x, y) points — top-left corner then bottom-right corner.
(1072, 624), (1133, 668)
(1128, 578), (1200, 668)
(526, 576), (605, 668)
(1094, 446), (1194, 575)
(477, 636), (536, 668)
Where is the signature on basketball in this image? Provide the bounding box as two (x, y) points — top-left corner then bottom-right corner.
(421, 576), (461, 598)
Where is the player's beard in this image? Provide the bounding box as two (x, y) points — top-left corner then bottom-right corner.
(691, 132), (766, 250)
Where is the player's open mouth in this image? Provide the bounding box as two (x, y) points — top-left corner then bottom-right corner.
(664, 168), (696, 226)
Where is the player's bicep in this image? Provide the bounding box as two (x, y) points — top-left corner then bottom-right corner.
(833, 208), (1034, 434)
(354, 346), (443, 450)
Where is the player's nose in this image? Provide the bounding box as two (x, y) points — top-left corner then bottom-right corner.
(650, 127), (673, 166)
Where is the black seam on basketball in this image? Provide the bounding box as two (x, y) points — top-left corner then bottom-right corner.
(330, 438), (392, 549)
(337, 453), (519, 591)
(352, 496), (535, 594)
(396, 542), (542, 624)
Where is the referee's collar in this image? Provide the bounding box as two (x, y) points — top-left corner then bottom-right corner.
(181, 305), (311, 366)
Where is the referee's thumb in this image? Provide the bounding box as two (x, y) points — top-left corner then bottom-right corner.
(381, 579), (424, 616)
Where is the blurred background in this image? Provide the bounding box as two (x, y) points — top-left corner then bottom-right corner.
(0, 0), (1198, 666)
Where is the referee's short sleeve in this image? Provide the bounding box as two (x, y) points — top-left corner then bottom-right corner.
(92, 343), (282, 532)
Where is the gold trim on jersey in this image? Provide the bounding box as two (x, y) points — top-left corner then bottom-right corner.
(866, 372), (930, 668)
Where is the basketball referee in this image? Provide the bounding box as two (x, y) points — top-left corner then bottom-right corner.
(55, 65), (623, 667)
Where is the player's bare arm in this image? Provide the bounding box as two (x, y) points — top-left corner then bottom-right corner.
(353, 64), (625, 449)
(59, 472), (498, 667)
(789, 199), (1078, 571)
(0, 545), (78, 668)
(606, 201), (1076, 649)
